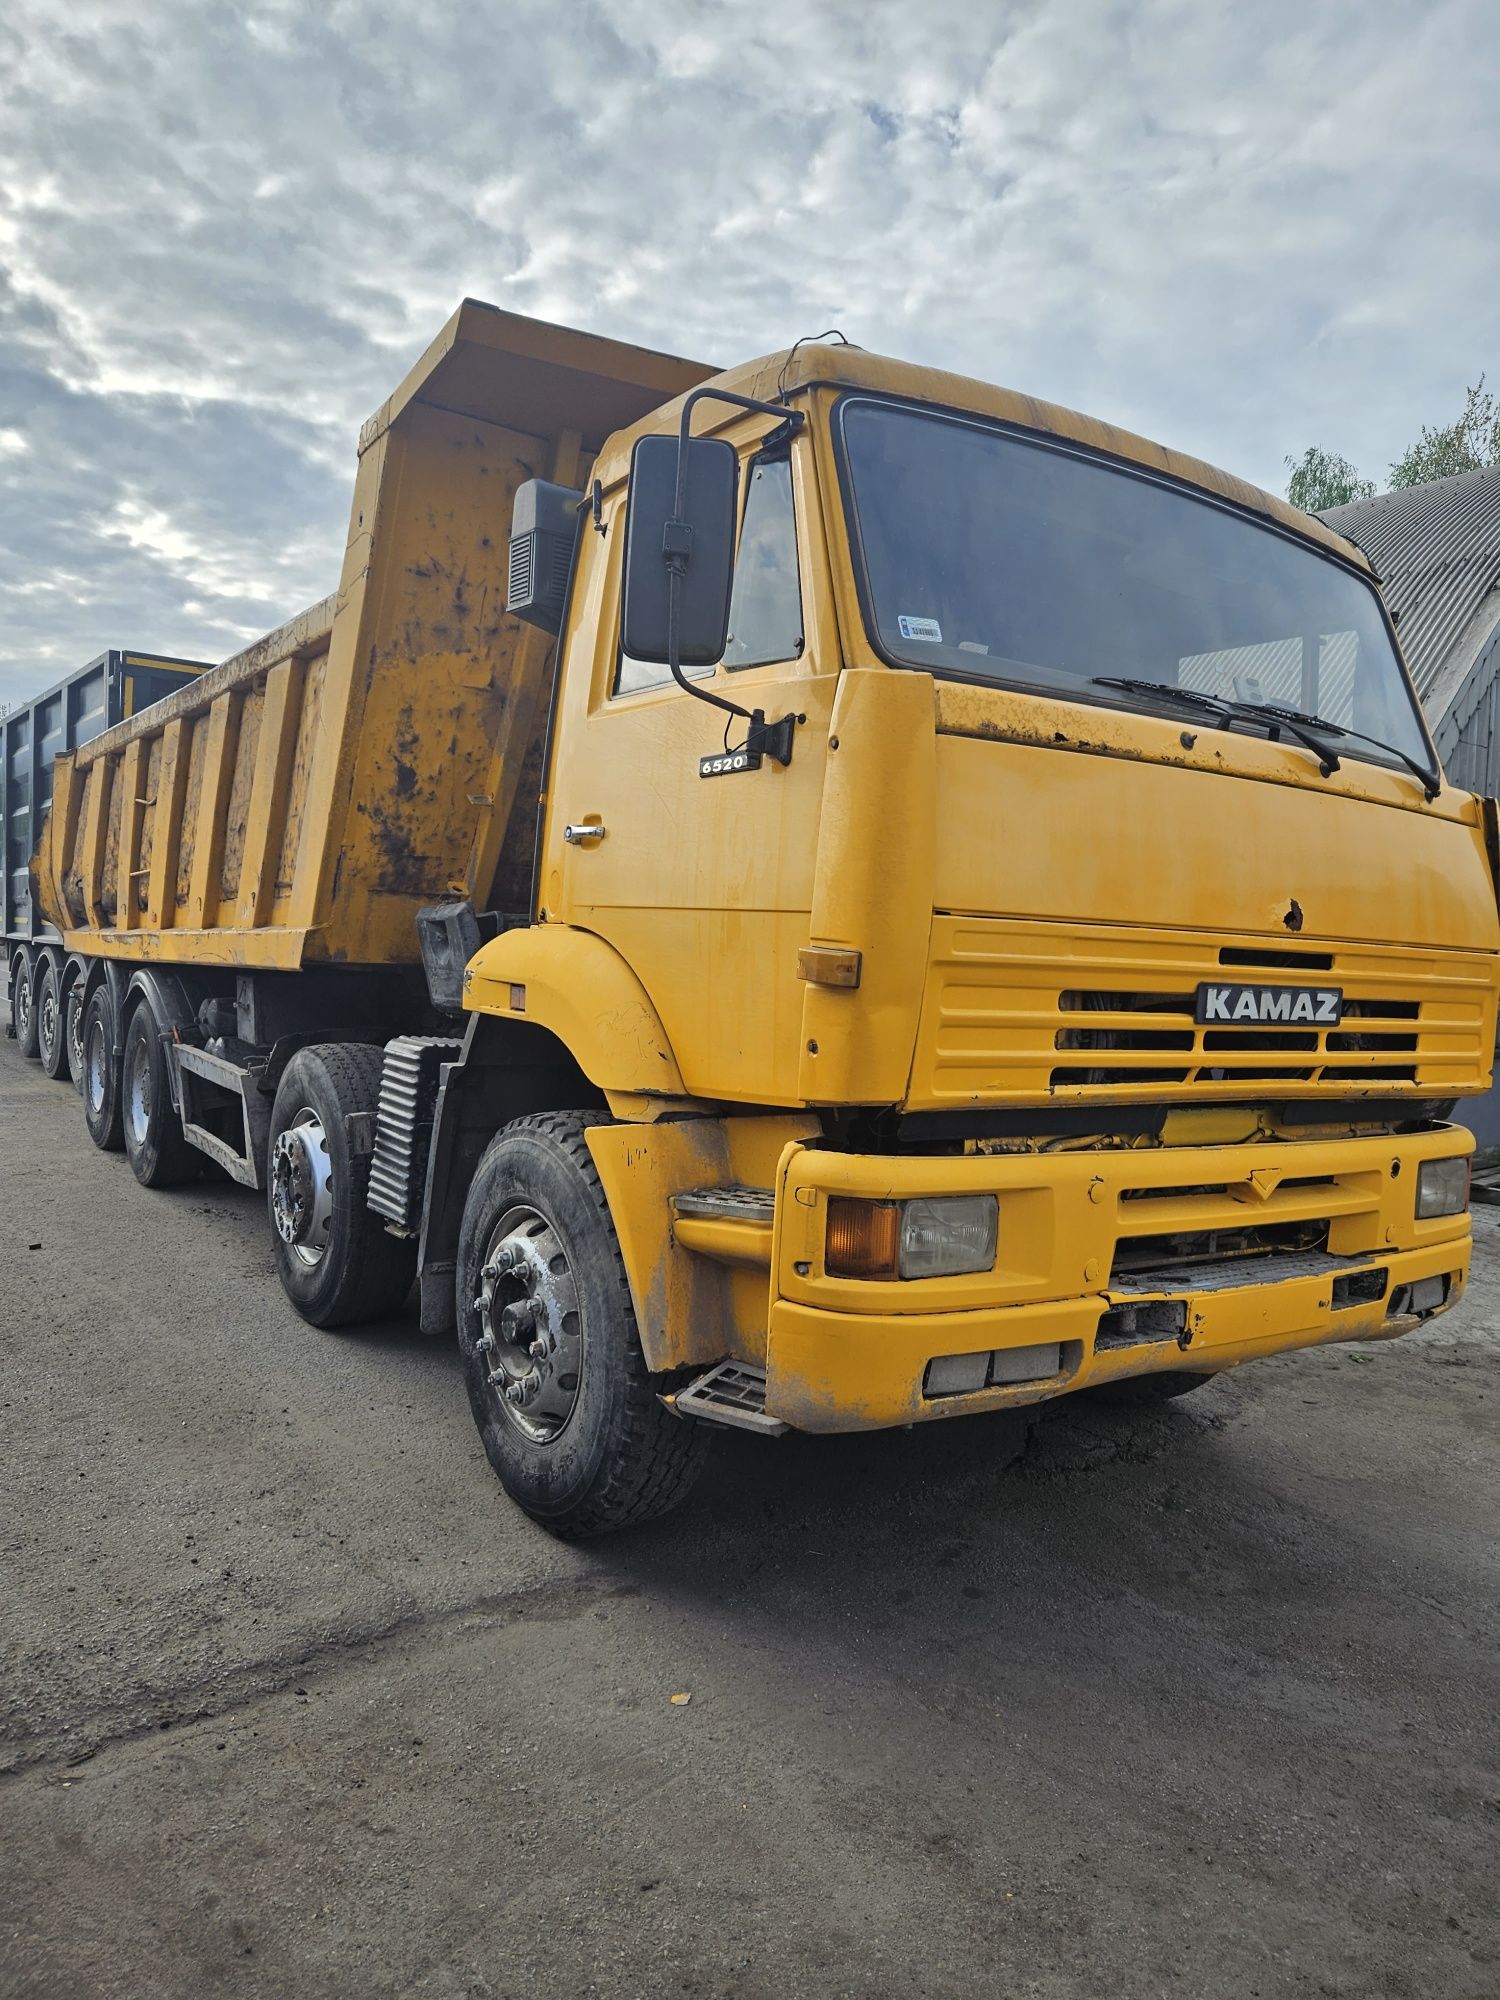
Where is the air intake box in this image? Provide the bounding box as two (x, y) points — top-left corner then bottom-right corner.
(507, 479), (582, 633)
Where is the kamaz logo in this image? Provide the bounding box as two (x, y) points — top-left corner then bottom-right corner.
(1194, 983), (1343, 1025)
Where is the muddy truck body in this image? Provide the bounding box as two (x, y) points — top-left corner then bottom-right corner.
(30, 300), (1500, 1534)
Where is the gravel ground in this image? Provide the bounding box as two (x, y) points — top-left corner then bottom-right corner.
(1, 1027), (1497, 2000)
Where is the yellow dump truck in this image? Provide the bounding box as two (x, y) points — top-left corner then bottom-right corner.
(33, 299), (1500, 1534)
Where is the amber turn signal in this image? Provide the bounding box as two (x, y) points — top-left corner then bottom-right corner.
(825, 1197), (901, 1279)
(796, 946), (862, 989)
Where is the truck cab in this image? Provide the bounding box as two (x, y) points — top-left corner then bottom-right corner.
(454, 335), (1496, 1495)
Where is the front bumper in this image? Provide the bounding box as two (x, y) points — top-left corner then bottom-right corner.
(764, 1126), (1472, 1432)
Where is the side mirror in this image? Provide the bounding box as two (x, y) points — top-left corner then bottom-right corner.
(621, 435), (738, 666)
(507, 479), (583, 634)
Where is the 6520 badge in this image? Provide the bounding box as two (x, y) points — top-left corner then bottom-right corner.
(1195, 982), (1343, 1026)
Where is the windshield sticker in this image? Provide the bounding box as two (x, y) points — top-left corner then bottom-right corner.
(898, 614), (942, 643)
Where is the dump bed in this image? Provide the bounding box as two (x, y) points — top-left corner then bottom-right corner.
(6, 650), (209, 951)
(34, 304), (711, 970)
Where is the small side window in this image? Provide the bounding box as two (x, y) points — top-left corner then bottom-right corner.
(723, 456), (803, 670)
(615, 449), (804, 695)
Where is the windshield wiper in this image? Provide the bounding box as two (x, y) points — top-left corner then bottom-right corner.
(1223, 699), (1440, 799)
(1090, 676), (1338, 772)
(1091, 677), (1439, 798)
(1092, 676), (1228, 718)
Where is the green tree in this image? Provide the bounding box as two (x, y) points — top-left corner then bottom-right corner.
(1388, 376), (1500, 489)
(1285, 445), (1375, 513)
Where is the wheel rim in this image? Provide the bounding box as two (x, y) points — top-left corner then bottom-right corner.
(270, 1107), (334, 1266)
(13, 966), (31, 1040)
(67, 993), (84, 1078)
(38, 977), (58, 1061)
(125, 1030), (152, 1151)
(473, 1204), (584, 1445)
(86, 1015), (109, 1117)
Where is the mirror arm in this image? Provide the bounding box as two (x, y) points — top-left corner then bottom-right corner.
(664, 389), (807, 762)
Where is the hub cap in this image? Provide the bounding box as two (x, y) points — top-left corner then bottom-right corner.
(270, 1108), (334, 1266)
(125, 1029), (153, 1150)
(87, 1016), (108, 1117)
(39, 978), (58, 1060)
(474, 1206), (583, 1444)
(67, 993), (84, 1078)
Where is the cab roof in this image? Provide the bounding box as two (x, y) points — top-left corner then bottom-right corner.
(599, 338), (1372, 573)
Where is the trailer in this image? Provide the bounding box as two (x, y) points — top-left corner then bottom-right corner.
(30, 298), (1499, 1538)
(5, 649), (210, 1082)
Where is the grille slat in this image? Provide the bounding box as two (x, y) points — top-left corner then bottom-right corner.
(915, 918), (1494, 1106)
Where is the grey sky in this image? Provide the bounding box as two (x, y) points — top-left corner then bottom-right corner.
(1, 0), (1496, 709)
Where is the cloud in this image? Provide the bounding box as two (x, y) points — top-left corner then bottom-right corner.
(1, 0), (1496, 708)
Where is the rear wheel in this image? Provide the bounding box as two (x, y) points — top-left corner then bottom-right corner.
(456, 1111), (710, 1538)
(36, 959), (69, 1081)
(66, 981), (86, 1097)
(1084, 1371), (1216, 1406)
(11, 954), (39, 1059)
(121, 1005), (199, 1187)
(268, 1043), (416, 1328)
(82, 985), (124, 1152)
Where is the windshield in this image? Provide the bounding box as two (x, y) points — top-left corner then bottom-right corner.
(837, 397), (1433, 779)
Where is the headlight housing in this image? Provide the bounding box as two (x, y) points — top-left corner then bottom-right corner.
(826, 1195), (998, 1280)
(1415, 1156), (1469, 1219)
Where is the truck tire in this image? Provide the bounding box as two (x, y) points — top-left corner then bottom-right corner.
(36, 959), (69, 1081)
(66, 981), (86, 1096)
(82, 985), (125, 1151)
(11, 953), (39, 1059)
(268, 1043), (416, 1328)
(455, 1111), (710, 1538)
(121, 1005), (199, 1188)
(1084, 1370), (1215, 1406)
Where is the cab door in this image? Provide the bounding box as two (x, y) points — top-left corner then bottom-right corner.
(540, 418), (839, 1105)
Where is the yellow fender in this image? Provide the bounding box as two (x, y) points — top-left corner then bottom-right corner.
(464, 924), (687, 1097)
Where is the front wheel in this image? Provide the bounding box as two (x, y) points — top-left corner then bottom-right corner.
(456, 1111), (710, 1538)
(268, 1043), (416, 1328)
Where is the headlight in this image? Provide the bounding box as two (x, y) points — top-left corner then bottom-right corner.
(1415, 1156), (1469, 1219)
(825, 1195), (998, 1279)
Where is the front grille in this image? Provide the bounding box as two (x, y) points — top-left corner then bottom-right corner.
(911, 918), (1493, 1107)
(1054, 986), (1420, 1087)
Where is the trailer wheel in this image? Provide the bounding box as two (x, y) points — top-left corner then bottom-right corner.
(268, 1044), (416, 1328)
(36, 959), (69, 1081)
(11, 954), (39, 1059)
(82, 985), (125, 1152)
(121, 1005), (198, 1188)
(456, 1111), (710, 1539)
(1083, 1370), (1215, 1406)
(66, 981), (86, 1097)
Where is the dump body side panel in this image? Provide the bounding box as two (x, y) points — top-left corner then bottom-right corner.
(34, 304), (712, 972)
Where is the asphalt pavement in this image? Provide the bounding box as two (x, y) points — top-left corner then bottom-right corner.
(1, 1027), (1497, 1999)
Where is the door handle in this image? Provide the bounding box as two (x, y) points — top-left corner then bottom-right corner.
(564, 822), (606, 846)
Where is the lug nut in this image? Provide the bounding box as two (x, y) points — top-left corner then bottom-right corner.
(528, 1337), (548, 1361)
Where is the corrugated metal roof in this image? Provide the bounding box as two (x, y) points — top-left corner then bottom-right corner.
(1321, 465), (1500, 716)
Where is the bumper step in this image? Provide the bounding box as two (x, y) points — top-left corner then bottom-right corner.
(669, 1360), (787, 1436)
